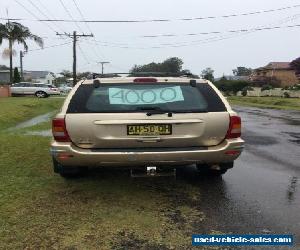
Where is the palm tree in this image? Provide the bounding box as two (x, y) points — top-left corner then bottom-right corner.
(0, 22), (43, 84)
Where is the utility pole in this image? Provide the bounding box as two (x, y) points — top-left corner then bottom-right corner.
(56, 31), (93, 86)
(98, 61), (110, 76)
(20, 51), (25, 81)
(73, 31), (77, 87)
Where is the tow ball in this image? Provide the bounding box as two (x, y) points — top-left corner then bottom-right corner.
(130, 166), (176, 178)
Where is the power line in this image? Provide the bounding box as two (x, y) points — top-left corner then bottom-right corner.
(140, 22), (300, 38)
(35, 0), (70, 33)
(26, 0), (64, 33)
(3, 4), (300, 23)
(58, 0), (94, 66)
(78, 44), (90, 65)
(27, 41), (72, 51)
(71, 0), (106, 60)
(13, 0), (57, 33)
(56, 31), (93, 86)
(89, 23), (300, 49)
(58, 0), (84, 33)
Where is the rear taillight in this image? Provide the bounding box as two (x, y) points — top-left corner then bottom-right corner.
(226, 115), (241, 139)
(52, 118), (70, 142)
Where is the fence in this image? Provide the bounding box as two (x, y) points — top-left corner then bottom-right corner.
(237, 87), (300, 98)
(0, 85), (11, 97)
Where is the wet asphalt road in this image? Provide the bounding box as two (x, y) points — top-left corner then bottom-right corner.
(178, 106), (300, 248)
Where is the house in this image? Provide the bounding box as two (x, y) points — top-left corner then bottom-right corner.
(24, 71), (56, 85)
(0, 70), (10, 84)
(250, 62), (298, 87)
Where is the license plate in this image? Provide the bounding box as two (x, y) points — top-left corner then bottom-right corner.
(127, 124), (172, 136)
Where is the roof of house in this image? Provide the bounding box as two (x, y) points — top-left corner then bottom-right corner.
(0, 65), (9, 70)
(256, 62), (292, 71)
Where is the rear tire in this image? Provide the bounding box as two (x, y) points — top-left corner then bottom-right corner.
(35, 91), (48, 98)
(52, 157), (87, 178)
(196, 162), (233, 176)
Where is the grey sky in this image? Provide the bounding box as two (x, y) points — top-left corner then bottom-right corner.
(0, 0), (299, 77)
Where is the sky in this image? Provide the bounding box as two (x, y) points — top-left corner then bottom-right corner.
(0, 0), (300, 77)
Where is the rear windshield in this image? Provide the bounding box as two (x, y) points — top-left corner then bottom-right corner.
(67, 83), (226, 113)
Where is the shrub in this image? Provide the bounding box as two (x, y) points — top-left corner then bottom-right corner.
(283, 92), (290, 98)
(214, 80), (250, 94)
(282, 84), (300, 91)
(242, 89), (247, 96)
(261, 84), (274, 91)
(241, 86), (254, 96)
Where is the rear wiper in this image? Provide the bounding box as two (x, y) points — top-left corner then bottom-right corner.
(147, 111), (173, 117)
(136, 107), (173, 117)
(137, 106), (162, 111)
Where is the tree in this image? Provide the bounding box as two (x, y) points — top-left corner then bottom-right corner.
(232, 67), (253, 76)
(77, 71), (92, 80)
(201, 68), (214, 82)
(290, 57), (300, 80)
(60, 70), (73, 78)
(214, 78), (250, 95)
(130, 57), (184, 73)
(13, 67), (21, 83)
(0, 22), (43, 84)
(161, 57), (183, 73)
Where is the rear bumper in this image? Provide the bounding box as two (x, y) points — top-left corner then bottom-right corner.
(50, 138), (244, 168)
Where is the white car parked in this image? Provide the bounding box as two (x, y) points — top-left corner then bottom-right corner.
(11, 82), (60, 98)
(58, 84), (73, 94)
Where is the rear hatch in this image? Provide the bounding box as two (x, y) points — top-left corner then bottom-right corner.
(65, 80), (229, 149)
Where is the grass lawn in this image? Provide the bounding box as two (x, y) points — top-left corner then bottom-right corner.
(0, 97), (64, 130)
(228, 96), (300, 111)
(0, 97), (210, 249)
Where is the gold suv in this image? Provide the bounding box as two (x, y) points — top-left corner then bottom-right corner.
(51, 76), (244, 178)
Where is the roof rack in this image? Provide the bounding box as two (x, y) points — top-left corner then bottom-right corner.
(129, 72), (199, 78)
(90, 72), (199, 79)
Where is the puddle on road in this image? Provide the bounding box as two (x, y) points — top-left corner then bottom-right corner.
(287, 176), (298, 203)
(25, 130), (52, 137)
(235, 106), (300, 126)
(242, 130), (278, 146)
(5, 112), (55, 137)
(6, 111), (55, 131)
(282, 132), (300, 145)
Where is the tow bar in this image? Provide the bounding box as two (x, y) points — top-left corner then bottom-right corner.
(130, 166), (176, 178)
